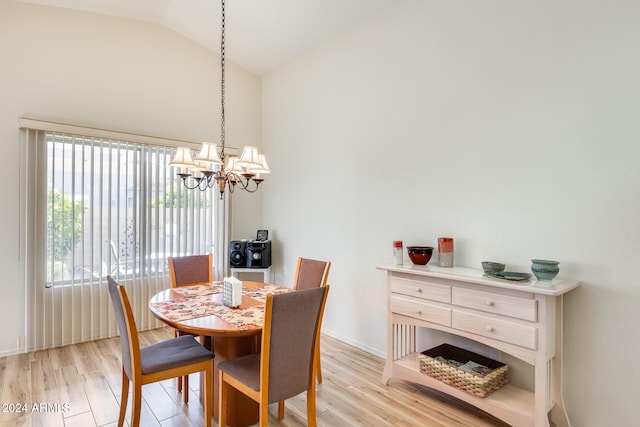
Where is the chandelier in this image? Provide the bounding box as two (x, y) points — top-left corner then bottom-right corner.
(169, 0), (269, 198)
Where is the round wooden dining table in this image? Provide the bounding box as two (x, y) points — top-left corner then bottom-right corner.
(148, 281), (292, 427)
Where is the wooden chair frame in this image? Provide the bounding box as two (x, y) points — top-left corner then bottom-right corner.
(167, 253), (213, 402)
(292, 257), (331, 384)
(219, 286), (330, 427)
(111, 281), (213, 427)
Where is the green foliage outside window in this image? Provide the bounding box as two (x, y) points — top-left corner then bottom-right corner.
(47, 188), (85, 263)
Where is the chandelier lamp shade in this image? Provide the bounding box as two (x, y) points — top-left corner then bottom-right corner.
(169, 0), (269, 197)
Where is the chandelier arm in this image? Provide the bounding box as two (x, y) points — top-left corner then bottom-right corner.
(201, 175), (214, 191)
(225, 172), (246, 189)
(180, 176), (205, 191)
(242, 182), (261, 193)
(227, 172), (261, 192)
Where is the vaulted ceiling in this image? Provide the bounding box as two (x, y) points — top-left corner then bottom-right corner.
(13, 0), (395, 75)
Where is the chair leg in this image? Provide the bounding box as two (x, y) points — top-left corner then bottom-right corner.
(219, 373), (228, 427)
(204, 363), (212, 427)
(259, 402), (269, 427)
(174, 329), (192, 399)
(176, 329), (183, 393)
(307, 386), (317, 427)
(132, 382), (142, 427)
(278, 401), (285, 419)
(118, 368), (129, 427)
(183, 375), (189, 403)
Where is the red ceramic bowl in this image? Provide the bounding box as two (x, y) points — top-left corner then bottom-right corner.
(406, 246), (434, 265)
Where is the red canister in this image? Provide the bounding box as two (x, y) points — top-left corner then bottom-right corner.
(393, 241), (403, 265)
(437, 237), (454, 267)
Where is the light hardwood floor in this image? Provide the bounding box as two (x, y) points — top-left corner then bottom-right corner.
(0, 328), (508, 427)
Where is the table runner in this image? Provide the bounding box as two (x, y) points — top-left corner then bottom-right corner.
(150, 283), (293, 330)
(241, 285), (292, 302)
(172, 283), (224, 297)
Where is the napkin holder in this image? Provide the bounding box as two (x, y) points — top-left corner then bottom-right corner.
(222, 276), (243, 308)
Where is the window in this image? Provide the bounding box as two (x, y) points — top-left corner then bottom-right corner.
(21, 119), (224, 351)
(44, 133), (215, 287)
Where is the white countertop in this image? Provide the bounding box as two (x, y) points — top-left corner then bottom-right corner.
(376, 263), (580, 296)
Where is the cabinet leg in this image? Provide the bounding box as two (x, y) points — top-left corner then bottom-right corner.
(381, 362), (392, 385)
(548, 295), (571, 427)
(550, 404), (570, 427)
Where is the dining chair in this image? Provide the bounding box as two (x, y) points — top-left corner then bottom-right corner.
(293, 257), (331, 384)
(167, 253), (213, 402)
(168, 253), (213, 287)
(107, 276), (214, 427)
(218, 285), (330, 427)
(292, 257), (331, 291)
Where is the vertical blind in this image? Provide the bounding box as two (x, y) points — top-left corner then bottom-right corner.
(21, 120), (219, 351)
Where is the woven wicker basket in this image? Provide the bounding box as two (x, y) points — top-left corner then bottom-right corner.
(419, 343), (508, 398)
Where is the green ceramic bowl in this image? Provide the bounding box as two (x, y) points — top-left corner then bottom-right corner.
(531, 259), (559, 280)
(481, 261), (506, 273)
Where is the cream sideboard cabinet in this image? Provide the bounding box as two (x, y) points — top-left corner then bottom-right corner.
(377, 264), (579, 427)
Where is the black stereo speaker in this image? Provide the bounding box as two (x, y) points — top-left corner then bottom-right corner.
(229, 240), (247, 267)
(229, 240), (272, 268)
(246, 240), (272, 268)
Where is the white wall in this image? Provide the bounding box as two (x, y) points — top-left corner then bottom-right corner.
(0, 2), (262, 354)
(262, 0), (640, 426)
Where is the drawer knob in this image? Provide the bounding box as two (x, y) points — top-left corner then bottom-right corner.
(485, 300), (494, 306)
(416, 288), (423, 293)
(485, 326), (494, 332)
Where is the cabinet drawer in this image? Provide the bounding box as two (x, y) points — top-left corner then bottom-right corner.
(452, 310), (537, 350)
(391, 295), (451, 327)
(390, 277), (451, 303)
(452, 288), (537, 322)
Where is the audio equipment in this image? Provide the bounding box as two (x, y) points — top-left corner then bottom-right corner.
(246, 240), (272, 268)
(229, 240), (247, 267)
(229, 240), (272, 268)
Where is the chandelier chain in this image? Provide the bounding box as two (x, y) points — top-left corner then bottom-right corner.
(220, 0), (226, 160)
(169, 0), (267, 198)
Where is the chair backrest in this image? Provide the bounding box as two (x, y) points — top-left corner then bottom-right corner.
(107, 276), (141, 380)
(167, 254), (213, 287)
(261, 286), (329, 404)
(292, 257), (331, 291)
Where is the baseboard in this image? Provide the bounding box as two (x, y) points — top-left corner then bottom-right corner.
(322, 329), (386, 359)
(0, 346), (24, 358)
